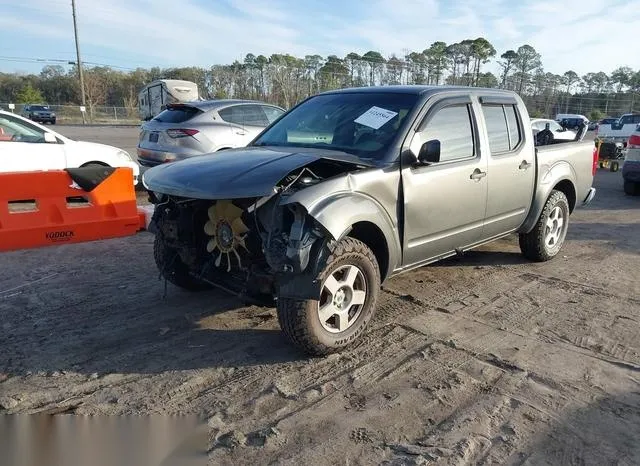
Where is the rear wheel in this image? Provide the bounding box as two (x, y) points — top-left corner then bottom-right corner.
(610, 161), (619, 172)
(154, 234), (212, 291)
(276, 237), (380, 356)
(519, 190), (570, 262)
(624, 180), (640, 196)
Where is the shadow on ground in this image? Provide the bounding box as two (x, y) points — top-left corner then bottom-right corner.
(519, 391), (640, 465)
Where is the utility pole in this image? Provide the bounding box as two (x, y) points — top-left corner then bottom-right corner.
(71, 0), (87, 124)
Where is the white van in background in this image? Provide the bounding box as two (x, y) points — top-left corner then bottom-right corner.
(138, 80), (199, 121)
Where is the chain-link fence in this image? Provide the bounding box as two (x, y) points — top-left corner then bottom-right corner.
(3, 92), (638, 126)
(0, 103), (141, 125)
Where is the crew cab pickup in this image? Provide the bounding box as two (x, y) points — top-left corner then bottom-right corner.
(142, 86), (597, 356)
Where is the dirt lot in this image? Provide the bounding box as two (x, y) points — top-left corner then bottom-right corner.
(1, 157), (639, 463)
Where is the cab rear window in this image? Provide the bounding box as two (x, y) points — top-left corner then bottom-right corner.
(153, 106), (202, 123)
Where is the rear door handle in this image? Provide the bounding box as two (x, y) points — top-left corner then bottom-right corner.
(470, 168), (487, 181)
(519, 160), (532, 170)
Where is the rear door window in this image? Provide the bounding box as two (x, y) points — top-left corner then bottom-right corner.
(482, 104), (521, 153)
(152, 106), (202, 123)
(219, 105), (269, 127)
(482, 105), (510, 153)
(504, 105), (521, 149)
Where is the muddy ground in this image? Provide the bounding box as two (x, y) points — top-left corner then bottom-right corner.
(1, 163), (639, 464)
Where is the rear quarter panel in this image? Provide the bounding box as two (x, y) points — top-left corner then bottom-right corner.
(519, 141), (595, 233)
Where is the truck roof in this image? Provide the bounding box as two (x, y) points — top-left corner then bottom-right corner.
(319, 85), (518, 97)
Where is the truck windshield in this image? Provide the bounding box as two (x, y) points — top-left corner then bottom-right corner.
(252, 92), (419, 160)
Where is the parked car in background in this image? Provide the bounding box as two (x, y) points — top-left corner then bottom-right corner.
(143, 85), (596, 355)
(590, 117), (618, 131)
(623, 126), (640, 196)
(596, 113), (640, 145)
(21, 104), (56, 124)
(0, 110), (139, 184)
(137, 99), (286, 167)
(555, 113), (588, 124)
(559, 117), (588, 131)
(531, 118), (577, 142)
(138, 79), (200, 121)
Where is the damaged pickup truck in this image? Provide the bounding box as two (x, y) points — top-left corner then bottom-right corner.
(142, 86), (597, 356)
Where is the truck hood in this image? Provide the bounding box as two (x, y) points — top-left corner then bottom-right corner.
(141, 146), (374, 199)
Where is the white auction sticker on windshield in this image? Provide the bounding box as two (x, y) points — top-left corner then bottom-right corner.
(354, 106), (398, 129)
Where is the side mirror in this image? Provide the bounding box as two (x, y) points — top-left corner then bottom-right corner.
(418, 139), (440, 165)
(43, 132), (57, 143)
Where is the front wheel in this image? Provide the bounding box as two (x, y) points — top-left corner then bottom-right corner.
(276, 237), (380, 356)
(610, 161), (619, 172)
(519, 190), (570, 262)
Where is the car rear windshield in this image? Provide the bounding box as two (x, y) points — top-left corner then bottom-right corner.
(251, 92), (420, 161)
(153, 105), (202, 123)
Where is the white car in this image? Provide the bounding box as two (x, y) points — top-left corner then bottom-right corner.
(531, 118), (577, 143)
(0, 110), (139, 184)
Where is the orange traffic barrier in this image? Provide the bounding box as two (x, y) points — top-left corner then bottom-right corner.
(0, 167), (147, 252)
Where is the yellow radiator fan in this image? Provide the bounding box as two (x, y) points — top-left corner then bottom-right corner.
(203, 201), (249, 272)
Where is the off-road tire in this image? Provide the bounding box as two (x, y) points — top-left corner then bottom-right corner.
(624, 180), (640, 196)
(519, 190), (570, 262)
(276, 237), (381, 356)
(153, 234), (212, 291)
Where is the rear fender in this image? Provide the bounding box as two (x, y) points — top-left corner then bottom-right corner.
(519, 160), (577, 233)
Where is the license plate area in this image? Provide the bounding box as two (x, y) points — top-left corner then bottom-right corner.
(149, 132), (159, 143)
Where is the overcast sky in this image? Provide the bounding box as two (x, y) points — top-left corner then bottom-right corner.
(1, 0), (638, 76)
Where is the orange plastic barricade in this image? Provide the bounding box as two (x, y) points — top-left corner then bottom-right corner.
(0, 167), (147, 252)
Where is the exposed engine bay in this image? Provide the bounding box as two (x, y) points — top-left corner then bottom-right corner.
(148, 159), (360, 302)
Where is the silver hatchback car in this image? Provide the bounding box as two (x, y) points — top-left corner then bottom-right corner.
(137, 99), (285, 167)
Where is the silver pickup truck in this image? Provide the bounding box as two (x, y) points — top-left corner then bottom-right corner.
(142, 86), (597, 356)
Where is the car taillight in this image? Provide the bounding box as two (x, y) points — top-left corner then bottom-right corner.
(628, 134), (640, 149)
(166, 128), (199, 138)
(592, 145), (598, 176)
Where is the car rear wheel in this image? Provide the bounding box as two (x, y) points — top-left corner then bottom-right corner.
(276, 237), (380, 356)
(153, 234), (212, 291)
(519, 190), (570, 262)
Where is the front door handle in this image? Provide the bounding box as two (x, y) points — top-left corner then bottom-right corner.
(235, 131), (246, 135)
(470, 168), (487, 181)
(519, 160), (532, 170)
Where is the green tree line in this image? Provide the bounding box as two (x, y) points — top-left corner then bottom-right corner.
(1, 39), (639, 120)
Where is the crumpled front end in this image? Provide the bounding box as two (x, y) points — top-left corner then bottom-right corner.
(147, 156), (369, 302)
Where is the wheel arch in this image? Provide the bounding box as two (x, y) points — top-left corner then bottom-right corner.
(303, 193), (400, 281)
(520, 161), (577, 234)
(553, 179), (577, 213)
(346, 221), (390, 282)
(80, 161), (110, 167)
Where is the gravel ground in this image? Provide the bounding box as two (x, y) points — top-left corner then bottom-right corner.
(1, 127), (639, 464)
